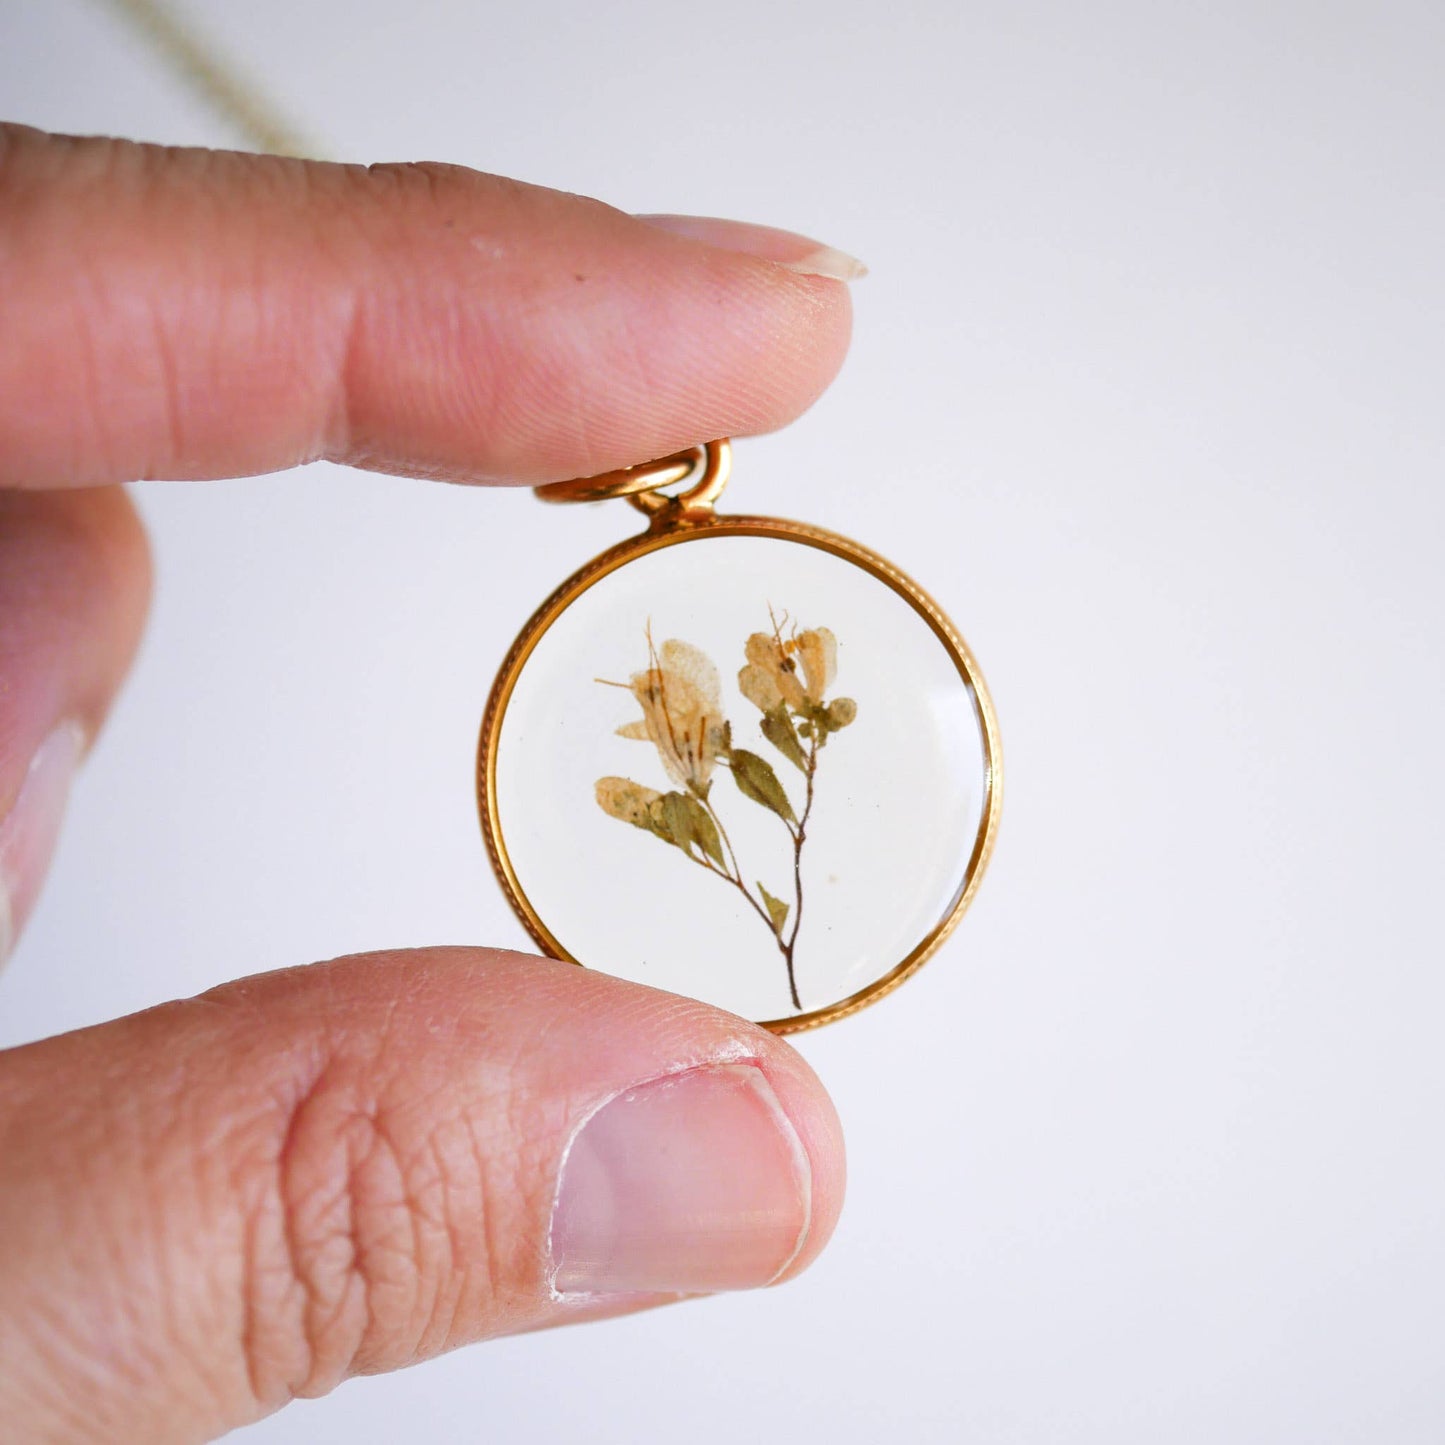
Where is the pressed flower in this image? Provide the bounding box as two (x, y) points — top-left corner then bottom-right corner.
(596, 613), (858, 1014)
(612, 636), (726, 793)
(795, 627), (837, 702)
(740, 631), (806, 713)
(738, 624), (838, 714)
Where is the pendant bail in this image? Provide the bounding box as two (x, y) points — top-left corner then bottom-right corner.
(535, 439), (731, 525)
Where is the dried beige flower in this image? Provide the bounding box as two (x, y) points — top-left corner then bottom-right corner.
(739, 622), (841, 714)
(612, 635), (727, 794)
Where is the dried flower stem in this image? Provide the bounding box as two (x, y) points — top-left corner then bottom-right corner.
(597, 617), (856, 1013)
(690, 794), (787, 945)
(778, 730), (821, 1009)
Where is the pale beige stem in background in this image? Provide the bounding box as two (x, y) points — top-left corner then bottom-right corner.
(96, 0), (316, 156)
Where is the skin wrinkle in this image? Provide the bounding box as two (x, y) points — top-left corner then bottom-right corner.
(142, 1054), (228, 1417)
(238, 1129), (274, 1414)
(321, 286), (365, 464)
(17, 1295), (116, 1442)
(373, 1093), (466, 1358)
(309, 1105), (378, 1393)
(66, 263), (117, 485)
(471, 1099), (509, 1342)
(250, 1056), (340, 1408)
(147, 297), (189, 479)
(412, 1119), (466, 1361)
(445, 989), (564, 1324)
(436, 1071), (528, 1339)
(291, 1078), (397, 1384)
(233, 1042), (339, 1415)
(497, 1071), (553, 1291)
(272, 1066), (369, 1401)
(432, 1183), (475, 1360)
(338, 1103), (415, 1383)
(292, 167), (366, 468)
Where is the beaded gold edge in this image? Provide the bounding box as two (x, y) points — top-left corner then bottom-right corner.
(476, 513), (1003, 1035)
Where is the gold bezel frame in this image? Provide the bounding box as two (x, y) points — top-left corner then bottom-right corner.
(476, 512), (1003, 1034)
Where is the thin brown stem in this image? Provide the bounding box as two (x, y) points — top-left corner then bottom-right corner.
(698, 796), (783, 944)
(701, 794), (744, 884)
(724, 870), (786, 940)
(774, 729), (819, 1011)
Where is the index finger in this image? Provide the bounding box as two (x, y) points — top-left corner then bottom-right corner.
(0, 125), (855, 490)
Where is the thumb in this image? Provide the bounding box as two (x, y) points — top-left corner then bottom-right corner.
(0, 948), (845, 1444)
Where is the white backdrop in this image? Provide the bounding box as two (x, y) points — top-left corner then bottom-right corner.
(2, 2), (1443, 1441)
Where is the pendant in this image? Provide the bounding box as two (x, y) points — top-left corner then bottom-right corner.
(476, 441), (1001, 1033)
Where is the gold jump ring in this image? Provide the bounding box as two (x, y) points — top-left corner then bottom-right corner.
(535, 440), (731, 522)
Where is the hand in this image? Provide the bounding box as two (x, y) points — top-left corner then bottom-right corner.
(0, 123), (854, 1444)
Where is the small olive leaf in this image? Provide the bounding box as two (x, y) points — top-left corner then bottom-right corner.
(650, 793), (692, 855)
(598, 778), (698, 857)
(658, 791), (726, 869)
(641, 799), (682, 850)
(758, 883), (790, 936)
(827, 696), (858, 730)
(759, 705), (807, 772)
(648, 817), (682, 850)
(729, 748), (798, 824)
(682, 797), (726, 868)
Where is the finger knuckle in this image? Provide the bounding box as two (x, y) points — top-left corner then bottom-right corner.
(241, 1055), (492, 1406)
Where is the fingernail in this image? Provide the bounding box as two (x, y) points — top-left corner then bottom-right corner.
(549, 1063), (813, 1296)
(638, 214), (868, 282)
(0, 722), (83, 969)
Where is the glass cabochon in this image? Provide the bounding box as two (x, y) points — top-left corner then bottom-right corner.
(488, 529), (993, 1026)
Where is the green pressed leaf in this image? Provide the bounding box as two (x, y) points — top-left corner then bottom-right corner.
(729, 749), (798, 824)
(641, 798), (681, 850)
(656, 790), (726, 869)
(759, 706), (807, 771)
(759, 883), (790, 936)
(686, 803), (726, 869)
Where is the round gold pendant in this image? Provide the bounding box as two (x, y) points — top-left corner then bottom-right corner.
(477, 442), (1001, 1032)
